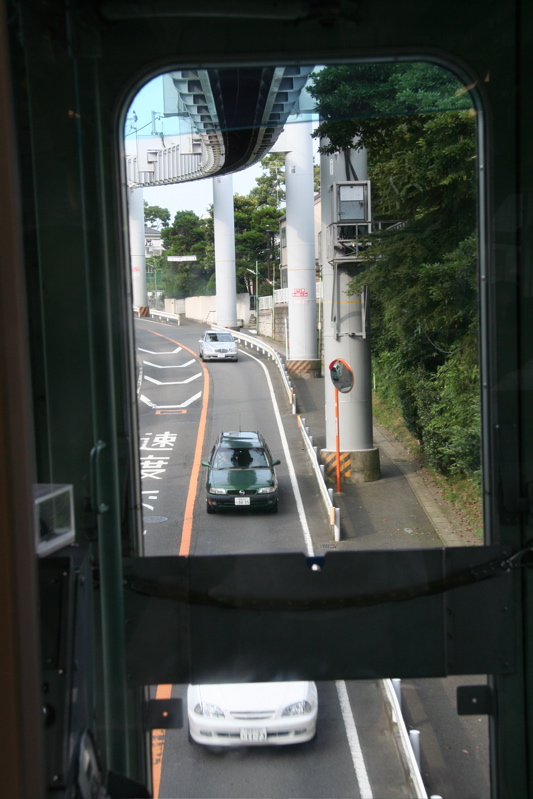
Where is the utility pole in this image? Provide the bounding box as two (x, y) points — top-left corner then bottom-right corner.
(320, 143), (380, 484)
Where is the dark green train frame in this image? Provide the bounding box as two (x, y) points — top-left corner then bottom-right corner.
(1, 1), (532, 796)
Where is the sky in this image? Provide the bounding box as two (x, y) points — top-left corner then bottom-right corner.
(141, 165), (263, 219)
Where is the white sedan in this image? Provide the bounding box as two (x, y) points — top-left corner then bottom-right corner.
(187, 681), (318, 746)
(198, 330), (238, 361)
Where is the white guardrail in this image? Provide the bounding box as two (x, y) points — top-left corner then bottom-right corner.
(143, 308), (182, 324)
(298, 415), (341, 542)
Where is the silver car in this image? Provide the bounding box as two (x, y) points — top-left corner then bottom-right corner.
(199, 330), (238, 361)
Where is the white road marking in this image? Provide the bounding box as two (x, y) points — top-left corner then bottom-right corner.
(144, 373), (201, 385)
(336, 680), (374, 799)
(241, 348), (314, 557)
(143, 359), (196, 368)
(243, 348), (373, 799)
(138, 346), (182, 354)
(140, 391), (202, 409)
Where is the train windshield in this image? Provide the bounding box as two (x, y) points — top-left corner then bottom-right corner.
(125, 59), (491, 799)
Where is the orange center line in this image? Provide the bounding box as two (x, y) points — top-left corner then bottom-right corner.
(143, 329), (209, 557)
(142, 328), (209, 796)
(151, 683), (173, 799)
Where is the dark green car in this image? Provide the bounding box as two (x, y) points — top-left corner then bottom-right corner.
(202, 431), (280, 513)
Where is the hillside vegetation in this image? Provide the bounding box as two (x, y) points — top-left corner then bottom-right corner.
(309, 63), (482, 526)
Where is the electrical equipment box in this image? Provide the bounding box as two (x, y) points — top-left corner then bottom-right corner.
(338, 183), (369, 221)
(34, 484), (75, 556)
(328, 181), (372, 265)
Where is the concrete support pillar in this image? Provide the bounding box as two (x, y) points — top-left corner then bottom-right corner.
(128, 185), (149, 313)
(320, 143), (380, 483)
(284, 120), (318, 367)
(213, 175), (238, 328)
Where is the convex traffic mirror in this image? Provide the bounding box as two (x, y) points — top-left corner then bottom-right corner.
(328, 359), (354, 393)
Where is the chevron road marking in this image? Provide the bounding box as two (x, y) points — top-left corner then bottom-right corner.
(137, 346), (182, 354)
(144, 373), (201, 386)
(143, 359), (195, 368)
(139, 391), (202, 409)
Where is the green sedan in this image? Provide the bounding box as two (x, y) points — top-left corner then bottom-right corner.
(202, 431), (280, 513)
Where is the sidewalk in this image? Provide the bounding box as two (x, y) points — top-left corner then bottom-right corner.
(292, 373), (481, 550)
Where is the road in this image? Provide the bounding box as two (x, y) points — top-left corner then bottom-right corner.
(135, 318), (413, 799)
(134, 317), (490, 799)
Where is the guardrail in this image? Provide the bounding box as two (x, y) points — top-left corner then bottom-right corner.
(298, 415), (340, 542)
(146, 308), (182, 324)
(385, 680), (430, 799)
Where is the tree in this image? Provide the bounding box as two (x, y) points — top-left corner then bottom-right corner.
(309, 63), (480, 481)
(159, 210), (213, 297)
(233, 195), (283, 295)
(249, 153), (286, 208)
(144, 201), (171, 229)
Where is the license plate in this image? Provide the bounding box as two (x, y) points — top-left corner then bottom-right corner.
(234, 497), (250, 505)
(240, 728), (267, 742)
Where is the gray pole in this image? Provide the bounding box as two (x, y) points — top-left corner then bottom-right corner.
(128, 185), (149, 313)
(213, 174), (238, 328)
(284, 120), (318, 366)
(320, 143), (380, 483)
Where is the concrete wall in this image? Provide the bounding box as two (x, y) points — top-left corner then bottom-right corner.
(166, 294), (322, 363)
(165, 293), (252, 327)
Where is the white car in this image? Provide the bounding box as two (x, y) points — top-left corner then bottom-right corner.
(199, 330), (238, 361)
(187, 681), (318, 746)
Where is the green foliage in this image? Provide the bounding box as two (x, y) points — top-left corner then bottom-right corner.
(310, 63), (480, 483)
(144, 201), (171, 229)
(309, 63), (472, 154)
(249, 153), (286, 207)
(233, 195), (283, 293)
(151, 152), (285, 299)
(159, 210), (214, 297)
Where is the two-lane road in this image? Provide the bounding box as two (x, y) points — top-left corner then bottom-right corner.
(134, 318), (411, 799)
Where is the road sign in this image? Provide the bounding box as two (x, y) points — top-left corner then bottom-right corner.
(167, 255), (197, 261)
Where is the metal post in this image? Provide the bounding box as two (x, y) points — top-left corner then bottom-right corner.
(255, 261), (259, 319)
(334, 386), (341, 493)
(272, 255), (276, 337)
(392, 678), (402, 709)
(409, 730), (421, 770)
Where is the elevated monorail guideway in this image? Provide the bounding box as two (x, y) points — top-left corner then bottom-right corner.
(126, 64), (314, 322)
(125, 66), (314, 187)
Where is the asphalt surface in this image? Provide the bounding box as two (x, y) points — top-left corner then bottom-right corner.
(291, 371), (480, 551)
(136, 318), (489, 798)
(271, 344), (490, 799)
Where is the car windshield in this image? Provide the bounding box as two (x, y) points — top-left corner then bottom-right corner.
(214, 447), (269, 469)
(207, 333), (233, 342)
